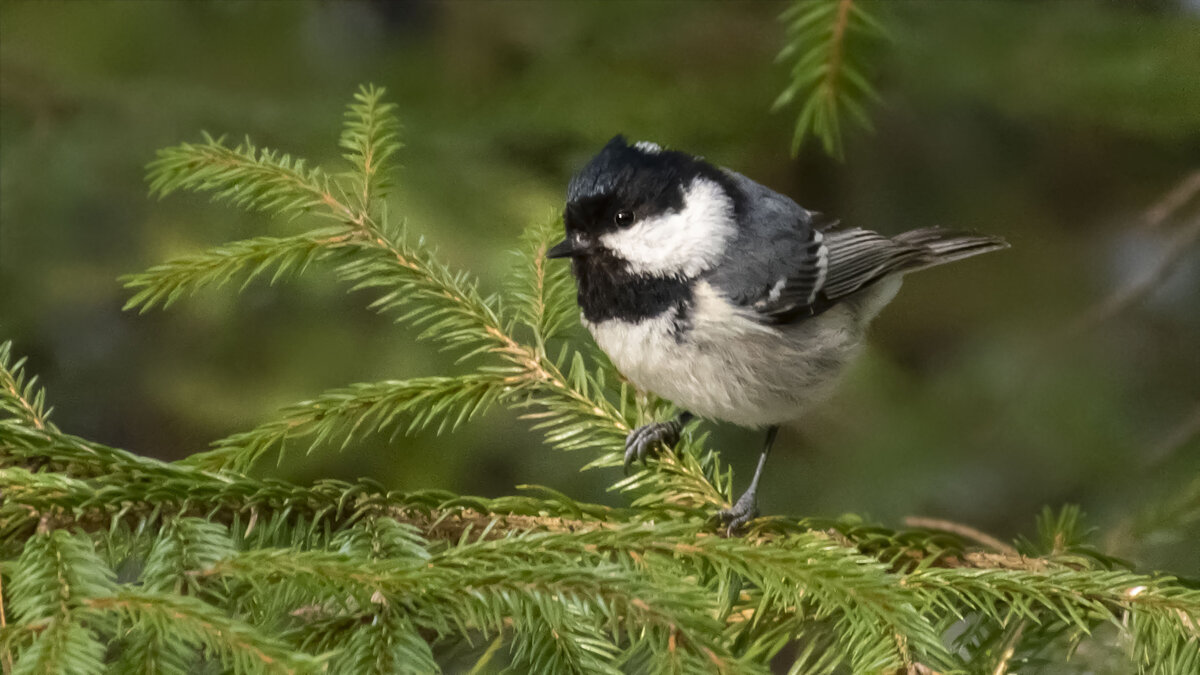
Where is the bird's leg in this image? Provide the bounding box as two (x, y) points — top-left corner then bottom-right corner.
(624, 411), (693, 472)
(718, 425), (779, 535)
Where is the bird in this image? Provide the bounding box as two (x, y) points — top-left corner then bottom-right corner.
(547, 136), (1007, 533)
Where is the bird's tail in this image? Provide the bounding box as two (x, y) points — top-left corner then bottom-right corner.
(817, 225), (1008, 301)
(893, 227), (1009, 271)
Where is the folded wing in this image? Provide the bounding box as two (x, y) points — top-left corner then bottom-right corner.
(749, 224), (1008, 324)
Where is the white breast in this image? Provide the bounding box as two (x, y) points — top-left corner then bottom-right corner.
(585, 281), (869, 427)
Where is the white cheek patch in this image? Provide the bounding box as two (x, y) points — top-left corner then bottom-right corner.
(599, 178), (735, 278)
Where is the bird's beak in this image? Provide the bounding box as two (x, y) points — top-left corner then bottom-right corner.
(546, 237), (589, 259)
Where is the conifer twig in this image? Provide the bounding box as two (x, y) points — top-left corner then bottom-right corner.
(775, 0), (887, 158)
(121, 230), (356, 312)
(0, 343), (51, 432)
(84, 591), (317, 673)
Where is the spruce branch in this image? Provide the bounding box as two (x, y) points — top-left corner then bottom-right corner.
(0, 437), (635, 558)
(625, 529), (954, 671)
(141, 518), (236, 598)
(147, 133), (336, 220)
(774, 0), (887, 159)
(199, 535), (746, 674)
(142, 147), (509, 367)
(0, 449), (1050, 573)
(142, 88), (508, 365)
(142, 99), (537, 370)
(5, 427), (1200, 672)
(0, 342), (54, 434)
(0, 418), (198, 483)
(330, 514), (429, 563)
(319, 609), (436, 674)
(911, 566), (1200, 673)
(9, 531), (115, 624)
(121, 229), (355, 313)
(339, 84), (403, 208)
(333, 237), (512, 360)
(189, 374), (520, 472)
(8, 531), (113, 675)
(112, 630), (193, 675)
(507, 217), (580, 349)
(11, 621), (104, 675)
(88, 590), (319, 674)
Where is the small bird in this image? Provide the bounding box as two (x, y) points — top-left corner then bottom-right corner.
(549, 136), (1007, 533)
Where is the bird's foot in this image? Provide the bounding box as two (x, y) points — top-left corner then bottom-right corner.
(717, 489), (759, 536)
(624, 418), (683, 472)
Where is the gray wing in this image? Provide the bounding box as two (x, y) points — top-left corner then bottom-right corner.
(708, 210), (845, 323)
(708, 171), (1007, 324)
(704, 170), (824, 313)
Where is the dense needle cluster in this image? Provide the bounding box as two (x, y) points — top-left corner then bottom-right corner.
(1, 86), (1198, 674)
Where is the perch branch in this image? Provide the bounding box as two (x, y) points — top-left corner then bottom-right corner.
(903, 516), (1020, 557)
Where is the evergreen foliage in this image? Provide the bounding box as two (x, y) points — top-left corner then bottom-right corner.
(2, 86), (1197, 674)
(775, 0), (887, 159)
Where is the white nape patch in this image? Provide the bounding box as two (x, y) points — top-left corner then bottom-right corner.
(599, 177), (735, 278)
(633, 141), (662, 153)
(809, 230), (828, 305)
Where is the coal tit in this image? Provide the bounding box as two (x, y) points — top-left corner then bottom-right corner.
(549, 136), (1007, 532)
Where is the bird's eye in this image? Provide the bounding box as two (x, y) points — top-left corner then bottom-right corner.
(614, 210), (635, 228)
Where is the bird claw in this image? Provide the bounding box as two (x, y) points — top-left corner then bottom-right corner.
(623, 419), (683, 473)
(717, 491), (759, 536)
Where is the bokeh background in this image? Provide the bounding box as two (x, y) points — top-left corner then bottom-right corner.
(2, 1), (1197, 574)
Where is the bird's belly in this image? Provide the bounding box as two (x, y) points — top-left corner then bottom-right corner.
(585, 305), (862, 428)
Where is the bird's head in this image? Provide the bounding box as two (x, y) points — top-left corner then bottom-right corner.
(551, 135), (739, 279)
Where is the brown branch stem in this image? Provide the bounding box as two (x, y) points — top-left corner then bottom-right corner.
(13, 495), (1058, 574)
(903, 516), (1020, 557)
(825, 0), (854, 99)
(0, 570), (10, 675)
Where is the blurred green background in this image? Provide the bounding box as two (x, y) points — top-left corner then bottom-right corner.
(2, 1), (1197, 573)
